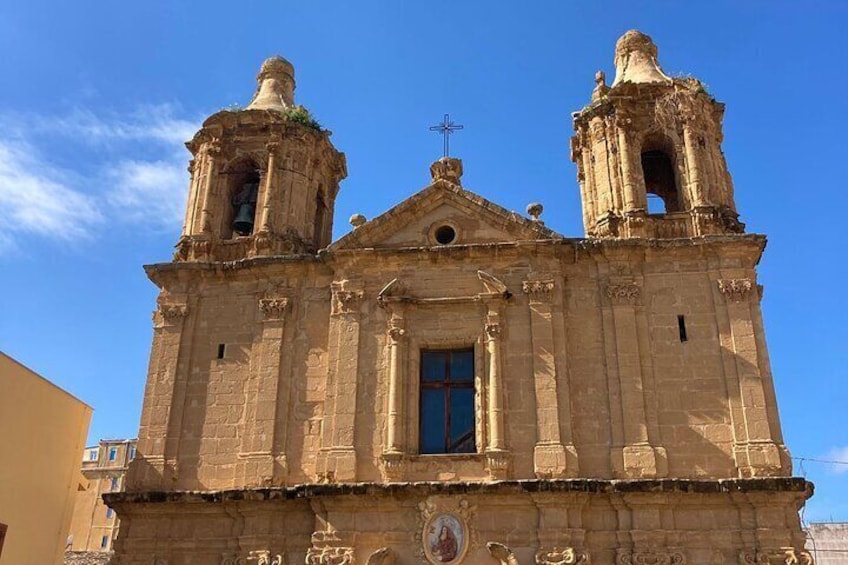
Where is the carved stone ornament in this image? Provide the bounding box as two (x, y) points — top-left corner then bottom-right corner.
(416, 498), (477, 564)
(305, 546), (353, 565)
(536, 547), (591, 565)
(258, 297), (290, 320)
(387, 326), (406, 342)
(738, 548), (813, 565)
(222, 551), (284, 565)
(366, 547), (395, 565)
(488, 542), (519, 565)
(605, 283), (641, 305)
(430, 157), (463, 185)
(331, 287), (364, 316)
(158, 303), (188, 323)
(717, 278), (753, 302)
(485, 323), (501, 339)
(523, 279), (555, 301)
(616, 549), (686, 565)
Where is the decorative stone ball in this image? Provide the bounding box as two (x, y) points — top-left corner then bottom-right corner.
(349, 213), (367, 228)
(526, 202), (544, 221)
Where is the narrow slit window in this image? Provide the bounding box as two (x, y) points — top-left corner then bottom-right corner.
(678, 315), (688, 342)
(217, 344), (226, 359)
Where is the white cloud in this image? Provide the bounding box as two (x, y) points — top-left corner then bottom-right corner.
(0, 140), (102, 248)
(826, 446), (848, 474)
(0, 105), (200, 254)
(107, 158), (188, 228)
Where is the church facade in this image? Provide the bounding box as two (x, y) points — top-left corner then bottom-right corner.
(106, 32), (813, 565)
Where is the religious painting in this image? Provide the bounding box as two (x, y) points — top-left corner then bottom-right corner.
(423, 513), (467, 564)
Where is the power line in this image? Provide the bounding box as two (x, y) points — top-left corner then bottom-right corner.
(793, 456), (848, 466)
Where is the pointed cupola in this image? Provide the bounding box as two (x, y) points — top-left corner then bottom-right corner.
(571, 30), (743, 239)
(175, 56), (347, 262)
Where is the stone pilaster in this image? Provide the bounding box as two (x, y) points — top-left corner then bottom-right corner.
(198, 141), (221, 235)
(523, 278), (576, 478)
(257, 142), (279, 233)
(605, 281), (667, 478)
(236, 295), (291, 487)
(381, 309), (406, 481)
(317, 281), (364, 482)
(715, 278), (788, 477)
(483, 303), (509, 479)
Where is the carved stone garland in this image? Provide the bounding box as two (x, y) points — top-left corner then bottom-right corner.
(536, 547), (591, 565)
(616, 549), (686, 565)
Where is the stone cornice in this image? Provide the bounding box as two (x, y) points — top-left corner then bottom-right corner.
(104, 477), (812, 506)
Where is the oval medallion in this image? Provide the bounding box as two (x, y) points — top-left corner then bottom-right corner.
(423, 513), (467, 564)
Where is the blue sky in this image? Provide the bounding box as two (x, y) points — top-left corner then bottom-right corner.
(0, 2), (845, 522)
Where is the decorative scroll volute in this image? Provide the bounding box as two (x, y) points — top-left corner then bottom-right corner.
(536, 547), (591, 565)
(305, 546), (353, 565)
(605, 282), (642, 305)
(717, 278), (753, 302)
(738, 548), (813, 565)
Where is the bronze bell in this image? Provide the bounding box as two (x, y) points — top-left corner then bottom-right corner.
(232, 181), (259, 236)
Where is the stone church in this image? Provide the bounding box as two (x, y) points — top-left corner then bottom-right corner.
(106, 31), (813, 565)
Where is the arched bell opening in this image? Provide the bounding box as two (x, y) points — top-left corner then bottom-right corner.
(223, 158), (261, 239)
(640, 136), (681, 214)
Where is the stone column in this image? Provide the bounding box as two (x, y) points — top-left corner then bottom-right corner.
(182, 158), (200, 236)
(198, 142), (221, 235)
(682, 118), (706, 208)
(617, 126), (639, 211)
(236, 296), (291, 487)
(381, 309), (406, 480)
(130, 299), (191, 489)
(715, 278), (787, 476)
(483, 304), (509, 478)
(605, 282), (666, 478)
(317, 281), (364, 482)
(258, 142), (278, 232)
(523, 279), (573, 478)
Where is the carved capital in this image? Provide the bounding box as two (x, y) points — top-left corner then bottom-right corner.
(605, 283), (641, 305)
(617, 550), (686, 565)
(265, 141), (280, 155)
(387, 326), (406, 342)
(486, 451), (510, 479)
(717, 278), (753, 302)
(158, 303), (188, 323)
(306, 546), (354, 565)
(522, 279), (555, 301)
(485, 323), (501, 339)
(536, 547), (590, 565)
(258, 297), (290, 320)
(331, 286), (364, 316)
(205, 140), (222, 157)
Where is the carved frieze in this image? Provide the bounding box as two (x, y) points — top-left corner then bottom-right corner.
(616, 549), (686, 565)
(605, 283), (641, 305)
(158, 303), (188, 325)
(222, 551), (284, 565)
(258, 297), (290, 320)
(305, 546), (353, 565)
(717, 278), (753, 302)
(738, 548), (813, 565)
(523, 279), (555, 302)
(536, 547), (591, 565)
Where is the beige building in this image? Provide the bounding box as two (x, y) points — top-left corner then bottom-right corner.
(0, 352), (92, 565)
(805, 523), (848, 565)
(107, 31), (813, 564)
(65, 439), (137, 564)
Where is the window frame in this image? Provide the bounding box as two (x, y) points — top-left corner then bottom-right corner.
(108, 447), (118, 462)
(418, 348), (477, 455)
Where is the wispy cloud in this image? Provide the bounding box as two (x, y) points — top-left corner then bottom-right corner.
(825, 446), (848, 474)
(0, 104), (199, 255)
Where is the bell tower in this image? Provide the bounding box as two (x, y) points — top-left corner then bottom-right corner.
(571, 30), (743, 239)
(176, 56), (347, 262)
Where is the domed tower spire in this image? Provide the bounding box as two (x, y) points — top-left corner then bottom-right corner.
(571, 30), (743, 239)
(176, 56), (346, 262)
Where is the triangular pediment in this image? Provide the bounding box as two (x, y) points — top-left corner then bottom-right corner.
(330, 180), (561, 251)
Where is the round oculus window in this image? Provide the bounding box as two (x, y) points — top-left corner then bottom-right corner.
(434, 225), (457, 245)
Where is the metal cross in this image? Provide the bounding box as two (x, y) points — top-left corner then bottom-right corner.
(429, 114), (464, 158)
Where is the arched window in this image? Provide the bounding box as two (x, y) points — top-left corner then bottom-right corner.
(641, 148), (680, 214)
(224, 159), (261, 238)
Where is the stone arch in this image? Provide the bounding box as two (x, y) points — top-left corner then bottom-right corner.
(221, 156), (262, 238)
(638, 132), (683, 214)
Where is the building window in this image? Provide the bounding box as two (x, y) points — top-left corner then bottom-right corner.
(100, 535), (109, 549)
(110, 477), (119, 491)
(106, 508), (114, 519)
(87, 449), (98, 462)
(108, 447), (118, 462)
(128, 445), (136, 460)
(419, 349), (476, 454)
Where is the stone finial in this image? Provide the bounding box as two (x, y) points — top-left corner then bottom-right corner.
(611, 30), (672, 87)
(591, 70), (610, 102)
(526, 202), (544, 222)
(349, 213), (366, 228)
(429, 157), (463, 185)
(247, 56), (296, 111)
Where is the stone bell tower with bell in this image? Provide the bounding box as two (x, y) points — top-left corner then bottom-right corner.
(175, 56), (346, 262)
(571, 30), (743, 239)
